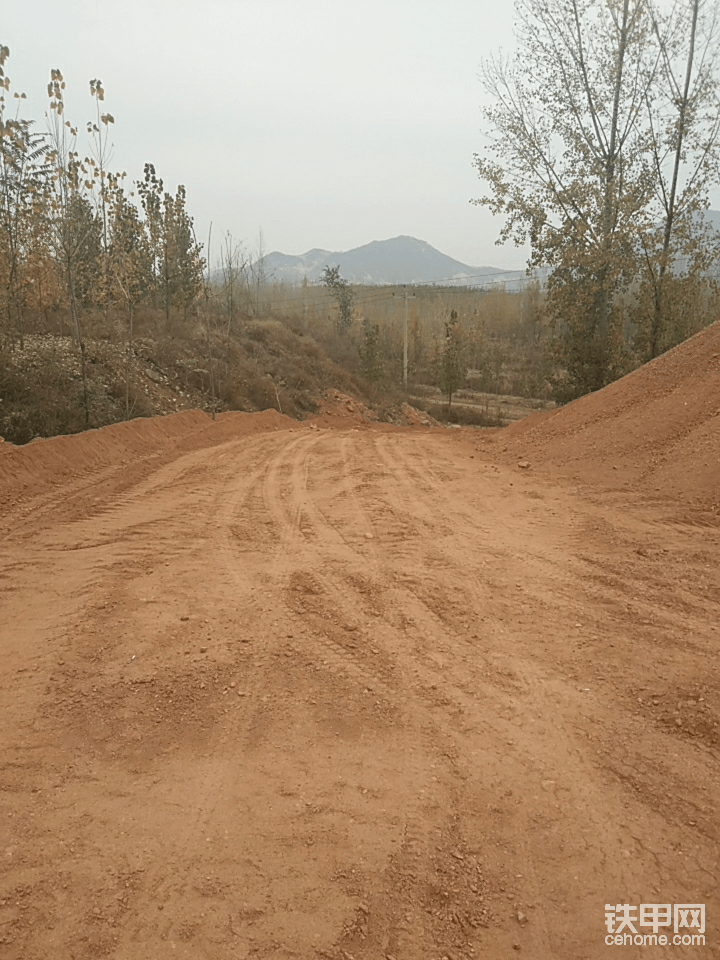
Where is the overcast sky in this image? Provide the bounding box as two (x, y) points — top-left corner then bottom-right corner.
(7, 0), (526, 270)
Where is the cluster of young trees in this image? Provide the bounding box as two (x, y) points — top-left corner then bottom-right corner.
(320, 264), (388, 384)
(288, 272), (545, 403)
(0, 49), (205, 420)
(432, 309), (468, 407)
(475, 0), (720, 401)
(264, 271), (560, 424)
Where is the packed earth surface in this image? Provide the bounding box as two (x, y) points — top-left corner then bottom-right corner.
(1, 323), (719, 959)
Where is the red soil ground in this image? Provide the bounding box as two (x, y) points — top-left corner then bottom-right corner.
(1, 324), (718, 959)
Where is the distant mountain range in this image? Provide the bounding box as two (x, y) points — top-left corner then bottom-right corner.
(259, 212), (720, 288)
(260, 236), (538, 288)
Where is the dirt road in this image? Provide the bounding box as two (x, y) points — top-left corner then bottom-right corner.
(1, 418), (718, 958)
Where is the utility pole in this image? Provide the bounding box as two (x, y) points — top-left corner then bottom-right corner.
(400, 286), (416, 391)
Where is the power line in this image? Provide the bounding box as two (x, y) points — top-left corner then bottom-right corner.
(247, 267), (545, 311)
(410, 268), (546, 287)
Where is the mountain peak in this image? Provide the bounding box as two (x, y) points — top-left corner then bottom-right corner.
(263, 236), (502, 286)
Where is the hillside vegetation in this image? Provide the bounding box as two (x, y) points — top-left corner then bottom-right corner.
(1, 43), (718, 444)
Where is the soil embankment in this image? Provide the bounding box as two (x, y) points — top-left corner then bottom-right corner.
(487, 319), (720, 513)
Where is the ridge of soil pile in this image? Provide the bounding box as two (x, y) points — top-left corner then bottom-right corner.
(489, 320), (720, 511)
(314, 389), (442, 428)
(0, 408), (293, 507)
(314, 389), (381, 424)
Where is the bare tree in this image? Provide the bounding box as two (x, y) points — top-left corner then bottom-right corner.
(247, 227), (268, 317)
(474, 0), (657, 398)
(218, 231), (248, 342)
(0, 46), (45, 350)
(434, 309), (468, 409)
(85, 78), (114, 311)
(45, 69), (100, 424)
(107, 173), (150, 418)
(637, 0), (720, 358)
(475, 0), (720, 397)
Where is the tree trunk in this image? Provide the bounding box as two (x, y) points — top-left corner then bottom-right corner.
(597, 0), (631, 343)
(205, 305), (216, 421)
(125, 299), (134, 420)
(67, 258), (90, 426)
(650, 0), (699, 359)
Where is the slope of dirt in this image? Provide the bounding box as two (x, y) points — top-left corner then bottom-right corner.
(1, 411), (718, 959)
(0, 327), (360, 445)
(0, 409), (293, 510)
(314, 389), (441, 428)
(0, 330), (431, 446)
(485, 320), (720, 513)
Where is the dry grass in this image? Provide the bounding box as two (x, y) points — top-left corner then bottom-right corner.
(0, 313), (379, 444)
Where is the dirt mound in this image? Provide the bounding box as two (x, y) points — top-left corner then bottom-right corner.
(487, 321), (720, 511)
(0, 327), (381, 445)
(397, 402), (442, 427)
(313, 389), (443, 429)
(314, 389), (380, 424)
(0, 408), (296, 507)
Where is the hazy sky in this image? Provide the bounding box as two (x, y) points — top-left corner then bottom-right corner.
(7, 0), (525, 270)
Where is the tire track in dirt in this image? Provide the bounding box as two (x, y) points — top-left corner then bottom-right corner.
(266, 435), (403, 706)
(244, 432), (476, 954)
(154, 431), (410, 955)
(326, 434), (522, 954)
(1, 431), (305, 957)
(126, 431), (335, 948)
(218, 432), (448, 954)
(134, 441), (283, 895)
(3, 422), (720, 958)
(110, 431), (348, 954)
(364, 432), (683, 954)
